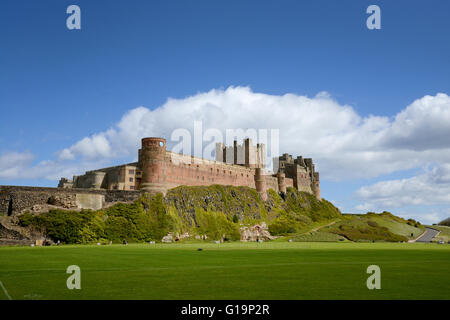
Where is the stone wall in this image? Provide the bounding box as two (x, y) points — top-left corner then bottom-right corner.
(0, 186), (140, 216)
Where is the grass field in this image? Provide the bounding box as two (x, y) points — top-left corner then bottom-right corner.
(0, 242), (449, 300)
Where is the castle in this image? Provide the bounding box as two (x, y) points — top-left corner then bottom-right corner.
(59, 137), (321, 200)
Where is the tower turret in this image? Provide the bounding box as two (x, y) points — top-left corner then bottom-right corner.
(254, 168), (267, 201)
(277, 171), (286, 194)
(139, 137), (167, 194)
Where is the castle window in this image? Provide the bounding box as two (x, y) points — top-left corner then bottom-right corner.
(129, 178), (134, 182)
(129, 169), (134, 175)
(130, 186), (134, 190)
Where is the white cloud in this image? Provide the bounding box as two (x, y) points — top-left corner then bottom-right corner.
(354, 163), (450, 224)
(0, 151), (34, 179)
(53, 87), (450, 180)
(0, 151), (111, 182)
(356, 164), (450, 208)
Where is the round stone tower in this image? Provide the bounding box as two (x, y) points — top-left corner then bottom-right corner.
(92, 171), (106, 189)
(277, 172), (286, 194)
(254, 168), (267, 201)
(139, 137), (167, 194)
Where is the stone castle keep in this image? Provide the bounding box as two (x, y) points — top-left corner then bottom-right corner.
(59, 137), (321, 201)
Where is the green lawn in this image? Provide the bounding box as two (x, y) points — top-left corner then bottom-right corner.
(0, 242), (449, 300)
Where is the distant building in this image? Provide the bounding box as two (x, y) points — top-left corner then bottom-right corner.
(59, 137), (320, 200)
(71, 164), (138, 191)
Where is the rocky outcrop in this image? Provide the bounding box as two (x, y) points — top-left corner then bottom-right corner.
(240, 222), (274, 241)
(47, 195), (78, 209)
(161, 232), (190, 242)
(0, 223), (27, 240)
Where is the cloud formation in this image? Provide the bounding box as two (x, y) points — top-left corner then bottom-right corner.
(356, 164), (450, 208)
(54, 87), (450, 181)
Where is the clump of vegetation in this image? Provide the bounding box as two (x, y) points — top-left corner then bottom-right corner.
(19, 209), (105, 244)
(327, 216), (408, 242)
(195, 209), (240, 241)
(438, 217), (450, 227)
(165, 185), (267, 223)
(19, 194), (182, 244)
(290, 231), (345, 242)
(266, 188), (340, 235)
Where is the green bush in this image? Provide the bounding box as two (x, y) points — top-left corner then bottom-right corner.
(19, 209), (100, 244)
(195, 209), (240, 241)
(18, 194), (184, 244)
(269, 218), (297, 235)
(439, 218), (450, 226)
(330, 219), (407, 242)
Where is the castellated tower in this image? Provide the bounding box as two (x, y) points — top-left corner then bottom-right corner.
(139, 137), (167, 194)
(276, 153), (321, 201)
(215, 138), (266, 168)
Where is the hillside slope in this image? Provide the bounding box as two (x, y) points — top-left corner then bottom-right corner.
(318, 212), (424, 242)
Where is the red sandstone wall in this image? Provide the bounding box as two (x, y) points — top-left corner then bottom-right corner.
(285, 177), (294, 188)
(265, 176), (278, 192)
(164, 152), (256, 190)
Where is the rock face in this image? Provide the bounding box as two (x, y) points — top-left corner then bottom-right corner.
(239, 222), (274, 241)
(161, 232), (190, 242)
(47, 195), (78, 209)
(0, 223), (26, 240)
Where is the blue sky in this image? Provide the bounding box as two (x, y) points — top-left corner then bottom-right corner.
(1, 0), (450, 223)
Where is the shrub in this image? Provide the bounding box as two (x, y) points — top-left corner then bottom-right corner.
(330, 220), (407, 242)
(18, 209), (99, 244)
(195, 209), (240, 241)
(269, 218), (297, 235)
(367, 220), (378, 227)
